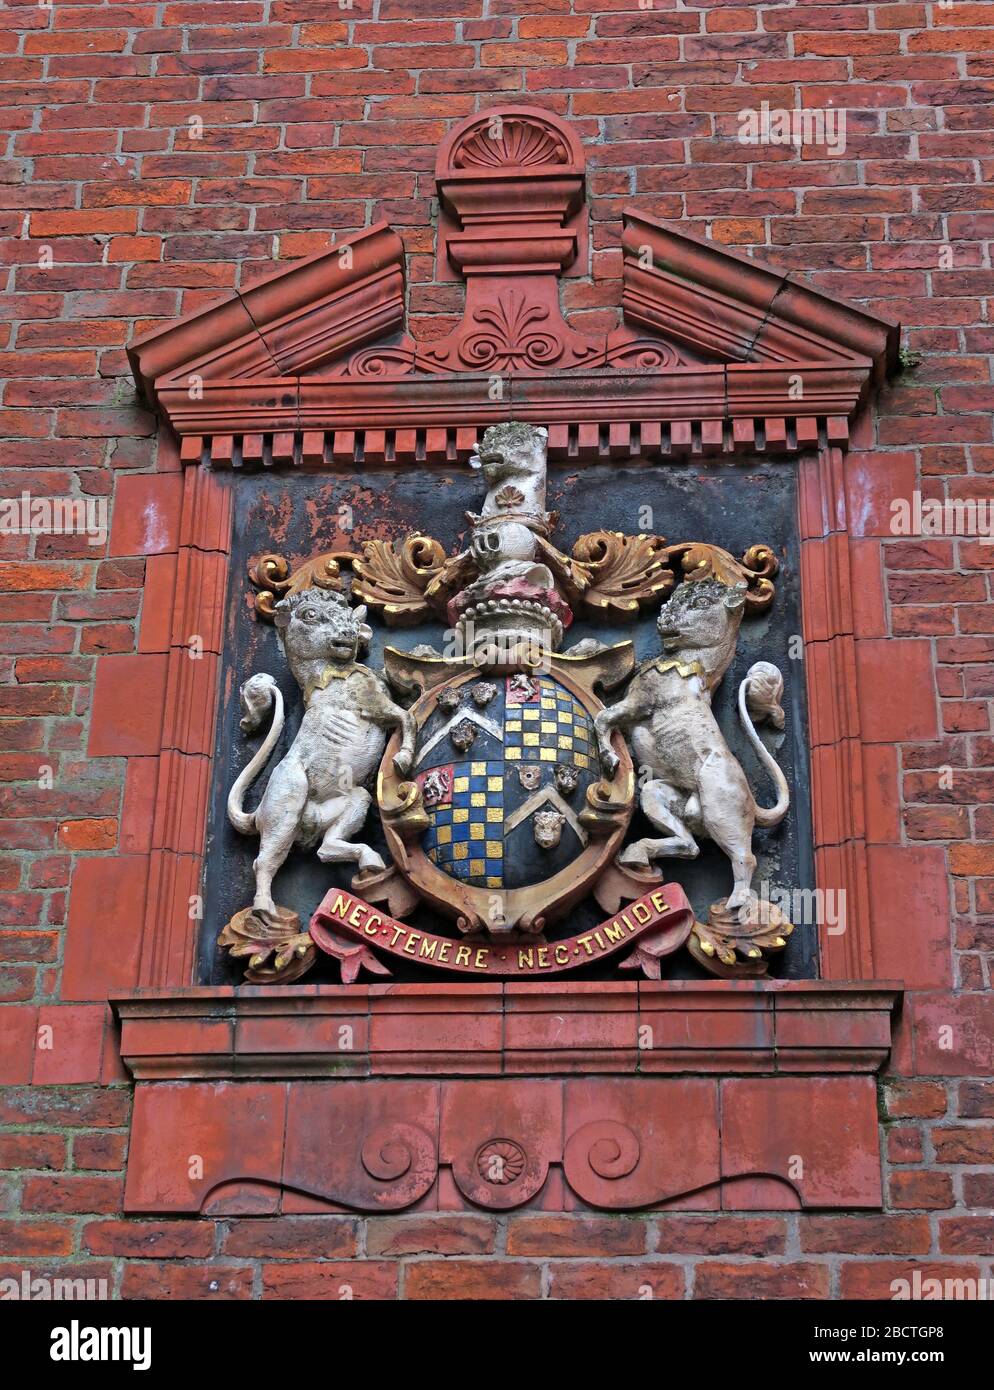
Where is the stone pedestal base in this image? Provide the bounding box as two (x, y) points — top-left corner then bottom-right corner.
(114, 981), (899, 1215)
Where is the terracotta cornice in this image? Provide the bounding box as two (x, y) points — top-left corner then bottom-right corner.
(160, 363), (868, 469)
(112, 980), (901, 1081)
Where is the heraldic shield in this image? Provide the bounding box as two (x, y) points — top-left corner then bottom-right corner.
(376, 648), (638, 937)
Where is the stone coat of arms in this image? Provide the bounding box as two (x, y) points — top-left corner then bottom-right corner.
(219, 422), (792, 984)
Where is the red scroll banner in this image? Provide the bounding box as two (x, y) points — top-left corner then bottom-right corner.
(309, 884), (695, 982)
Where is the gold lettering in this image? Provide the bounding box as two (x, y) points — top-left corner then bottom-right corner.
(363, 911), (382, 937)
(619, 911), (634, 934)
(389, 925), (405, 948)
(650, 891), (668, 915)
(632, 900), (651, 925)
(455, 945), (471, 966)
(554, 944), (569, 965)
(418, 936), (438, 959)
(331, 892), (353, 919)
(537, 946), (550, 968)
(348, 902), (367, 928)
(593, 930), (606, 950)
(576, 934), (594, 957)
(403, 932), (421, 956)
(604, 921), (625, 944)
(518, 948), (534, 969)
(438, 942), (451, 962)
(474, 948), (489, 971)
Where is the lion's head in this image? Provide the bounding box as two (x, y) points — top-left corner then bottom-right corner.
(656, 578), (747, 657)
(273, 588), (371, 666)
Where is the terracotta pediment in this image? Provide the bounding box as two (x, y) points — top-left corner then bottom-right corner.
(128, 105), (899, 463)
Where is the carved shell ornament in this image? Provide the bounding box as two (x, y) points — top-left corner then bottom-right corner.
(452, 117), (570, 170)
(236, 421), (792, 985)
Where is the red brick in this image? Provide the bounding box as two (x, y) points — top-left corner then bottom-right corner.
(0, 1134), (66, 1169)
(506, 1216), (647, 1257)
(0, 1220), (74, 1257)
(883, 1080), (949, 1119)
(84, 1220), (214, 1258)
(800, 1214), (932, 1255)
(963, 1173), (994, 1206)
(404, 1261), (542, 1300)
(72, 1132), (127, 1171)
(57, 818), (117, 851)
(654, 1215), (785, 1256)
(261, 1261), (398, 1300)
(121, 1264), (253, 1300)
(222, 1218), (358, 1259)
(932, 1126), (994, 1164)
(0, 562), (88, 593)
(959, 1081), (994, 1118)
(22, 1175), (123, 1214)
(841, 1260), (983, 1299)
(365, 1216), (495, 1257)
(548, 1262), (684, 1299)
(694, 1263), (830, 1299)
(889, 1171), (954, 1210)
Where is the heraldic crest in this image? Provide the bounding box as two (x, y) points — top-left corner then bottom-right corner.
(219, 421), (793, 985)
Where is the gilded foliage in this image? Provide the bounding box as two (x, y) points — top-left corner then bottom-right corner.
(248, 551), (348, 620)
(352, 535), (448, 627)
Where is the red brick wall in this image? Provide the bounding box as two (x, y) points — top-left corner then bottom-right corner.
(2, 1), (993, 1299)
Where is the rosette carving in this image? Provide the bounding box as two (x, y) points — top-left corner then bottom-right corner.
(476, 1139), (527, 1185)
(351, 534), (448, 627)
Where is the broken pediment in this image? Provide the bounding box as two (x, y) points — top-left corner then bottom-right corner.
(128, 104), (899, 463)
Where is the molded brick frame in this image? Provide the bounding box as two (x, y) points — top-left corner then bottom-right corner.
(76, 440), (912, 1001)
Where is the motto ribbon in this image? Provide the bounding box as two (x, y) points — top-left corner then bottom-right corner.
(309, 883), (695, 982)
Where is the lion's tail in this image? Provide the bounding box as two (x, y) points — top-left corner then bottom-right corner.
(226, 673), (284, 835)
(738, 661), (790, 829)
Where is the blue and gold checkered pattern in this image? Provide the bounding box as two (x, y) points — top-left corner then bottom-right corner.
(504, 675), (592, 770)
(422, 760), (505, 889)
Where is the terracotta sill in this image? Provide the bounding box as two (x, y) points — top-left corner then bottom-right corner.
(112, 980), (901, 1082)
